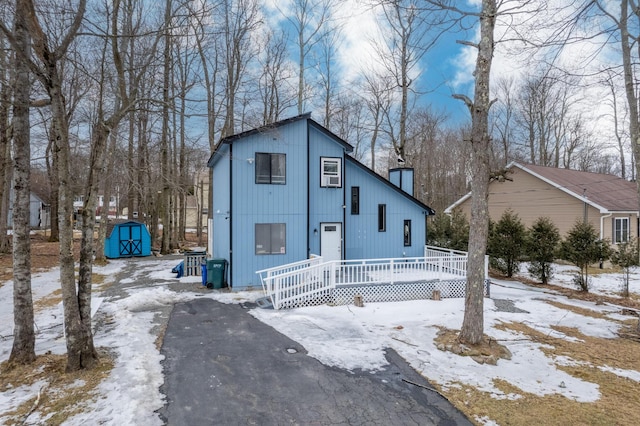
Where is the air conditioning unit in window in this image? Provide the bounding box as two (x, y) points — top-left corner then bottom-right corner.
(323, 175), (340, 187)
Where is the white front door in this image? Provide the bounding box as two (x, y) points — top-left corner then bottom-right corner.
(320, 223), (342, 262)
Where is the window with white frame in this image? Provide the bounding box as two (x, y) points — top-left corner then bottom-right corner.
(255, 223), (286, 254)
(613, 217), (630, 244)
(320, 157), (342, 187)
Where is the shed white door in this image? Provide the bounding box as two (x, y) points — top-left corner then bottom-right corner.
(320, 223), (342, 262)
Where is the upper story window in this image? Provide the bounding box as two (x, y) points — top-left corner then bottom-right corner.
(378, 204), (386, 232)
(256, 153), (286, 184)
(320, 157), (342, 187)
(613, 217), (630, 244)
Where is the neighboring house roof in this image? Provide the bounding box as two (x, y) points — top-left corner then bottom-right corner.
(446, 162), (638, 214)
(207, 113), (353, 167)
(346, 157), (435, 215)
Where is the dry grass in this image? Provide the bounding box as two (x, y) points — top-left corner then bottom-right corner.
(542, 300), (613, 321)
(436, 321), (640, 425)
(0, 351), (114, 425)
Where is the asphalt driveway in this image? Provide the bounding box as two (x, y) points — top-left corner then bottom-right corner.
(158, 298), (472, 425)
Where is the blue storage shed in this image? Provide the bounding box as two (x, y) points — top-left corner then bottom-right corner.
(104, 220), (152, 259)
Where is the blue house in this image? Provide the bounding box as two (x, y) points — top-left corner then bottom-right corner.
(207, 114), (434, 289)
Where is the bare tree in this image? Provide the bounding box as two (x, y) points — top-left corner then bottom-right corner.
(491, 76), (516, 166)
(219, 0), (261, 137)
(372, 0), (444, 164)
(456, 0), (496, 344)
(8, 0), (35, 365)
(436, 0), (497, 345)
(404, 106), (450, 205)
(160, 0), (173, 254)
(360, 68), (393, 172)
(2, 0), (94, 371)
(0, 30), (11, 254)
(602, 70), (630, 179)
(257, 29), (296, 125)
(316, 21), (343, 128)
(276, 0), (333, 115)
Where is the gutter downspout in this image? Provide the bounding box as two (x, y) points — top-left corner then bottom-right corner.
(306, 121), (310, 258)
(229, 143), (233, 287)
(342, 155), (346, 260)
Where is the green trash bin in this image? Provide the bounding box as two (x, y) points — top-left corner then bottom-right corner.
(206, 258), (228, 289)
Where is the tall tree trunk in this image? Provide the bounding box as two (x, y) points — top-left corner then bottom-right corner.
(9, 1), (35, 364)
(51, 81), (88, 371)
(0, 33), (11, 254)
(45, 133), (59, 242)
(76, 120), (115, 371)
(18, 0), (89, 371)
(95, 131), (118, 263)
(160, 0), (172, 254)
(618, 0), (640, 334)
(456, 0), (496, 345)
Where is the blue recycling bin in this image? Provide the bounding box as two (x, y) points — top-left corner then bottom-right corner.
(201, 262), (207, 286)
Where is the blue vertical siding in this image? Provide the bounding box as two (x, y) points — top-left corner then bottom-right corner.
(212, 145), (231, 266)
(209, 115), (432, 290)
(389, 168), (415, 196)
(345, 160), (427, 259)
(308, 125), (346, 257)
(230, 120), (310, 288)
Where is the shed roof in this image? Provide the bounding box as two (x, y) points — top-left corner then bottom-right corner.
(446, 162), (638, 214)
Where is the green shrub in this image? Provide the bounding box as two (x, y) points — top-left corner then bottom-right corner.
(560, 220), (611, 292)
(428, 209), (469, 251)
(525, 217), (560, 284)
(610, 238), (639, 298)
(488, 209), (526, 277)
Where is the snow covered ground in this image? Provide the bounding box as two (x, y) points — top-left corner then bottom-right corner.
(0, 260), (638, 425)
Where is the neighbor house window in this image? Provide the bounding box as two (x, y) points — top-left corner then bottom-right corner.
(613, 217), (630, 244)
(378, 204), (386, 232)
(256, 153), (286, 184)
(320, 157), (342, 187)
(351, 187), (359, 215)
(404, 220), (411, 246)
(255, 223), (286, 254)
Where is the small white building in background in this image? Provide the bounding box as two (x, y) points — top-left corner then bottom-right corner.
(7, 187), (50, 230)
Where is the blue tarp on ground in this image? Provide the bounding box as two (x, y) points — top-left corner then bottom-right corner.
(172, 261), (184, 278)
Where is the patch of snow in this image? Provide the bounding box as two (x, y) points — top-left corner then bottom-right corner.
(1, 259), (638, 421)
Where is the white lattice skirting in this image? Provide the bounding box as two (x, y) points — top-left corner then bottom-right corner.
(272, 279), (491, 309)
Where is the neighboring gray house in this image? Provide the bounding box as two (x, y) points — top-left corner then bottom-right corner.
(7, 187), (50, 230)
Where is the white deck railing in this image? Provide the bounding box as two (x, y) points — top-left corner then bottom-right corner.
(256, 255), (324, 293)
(257, 246), (484, 310)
